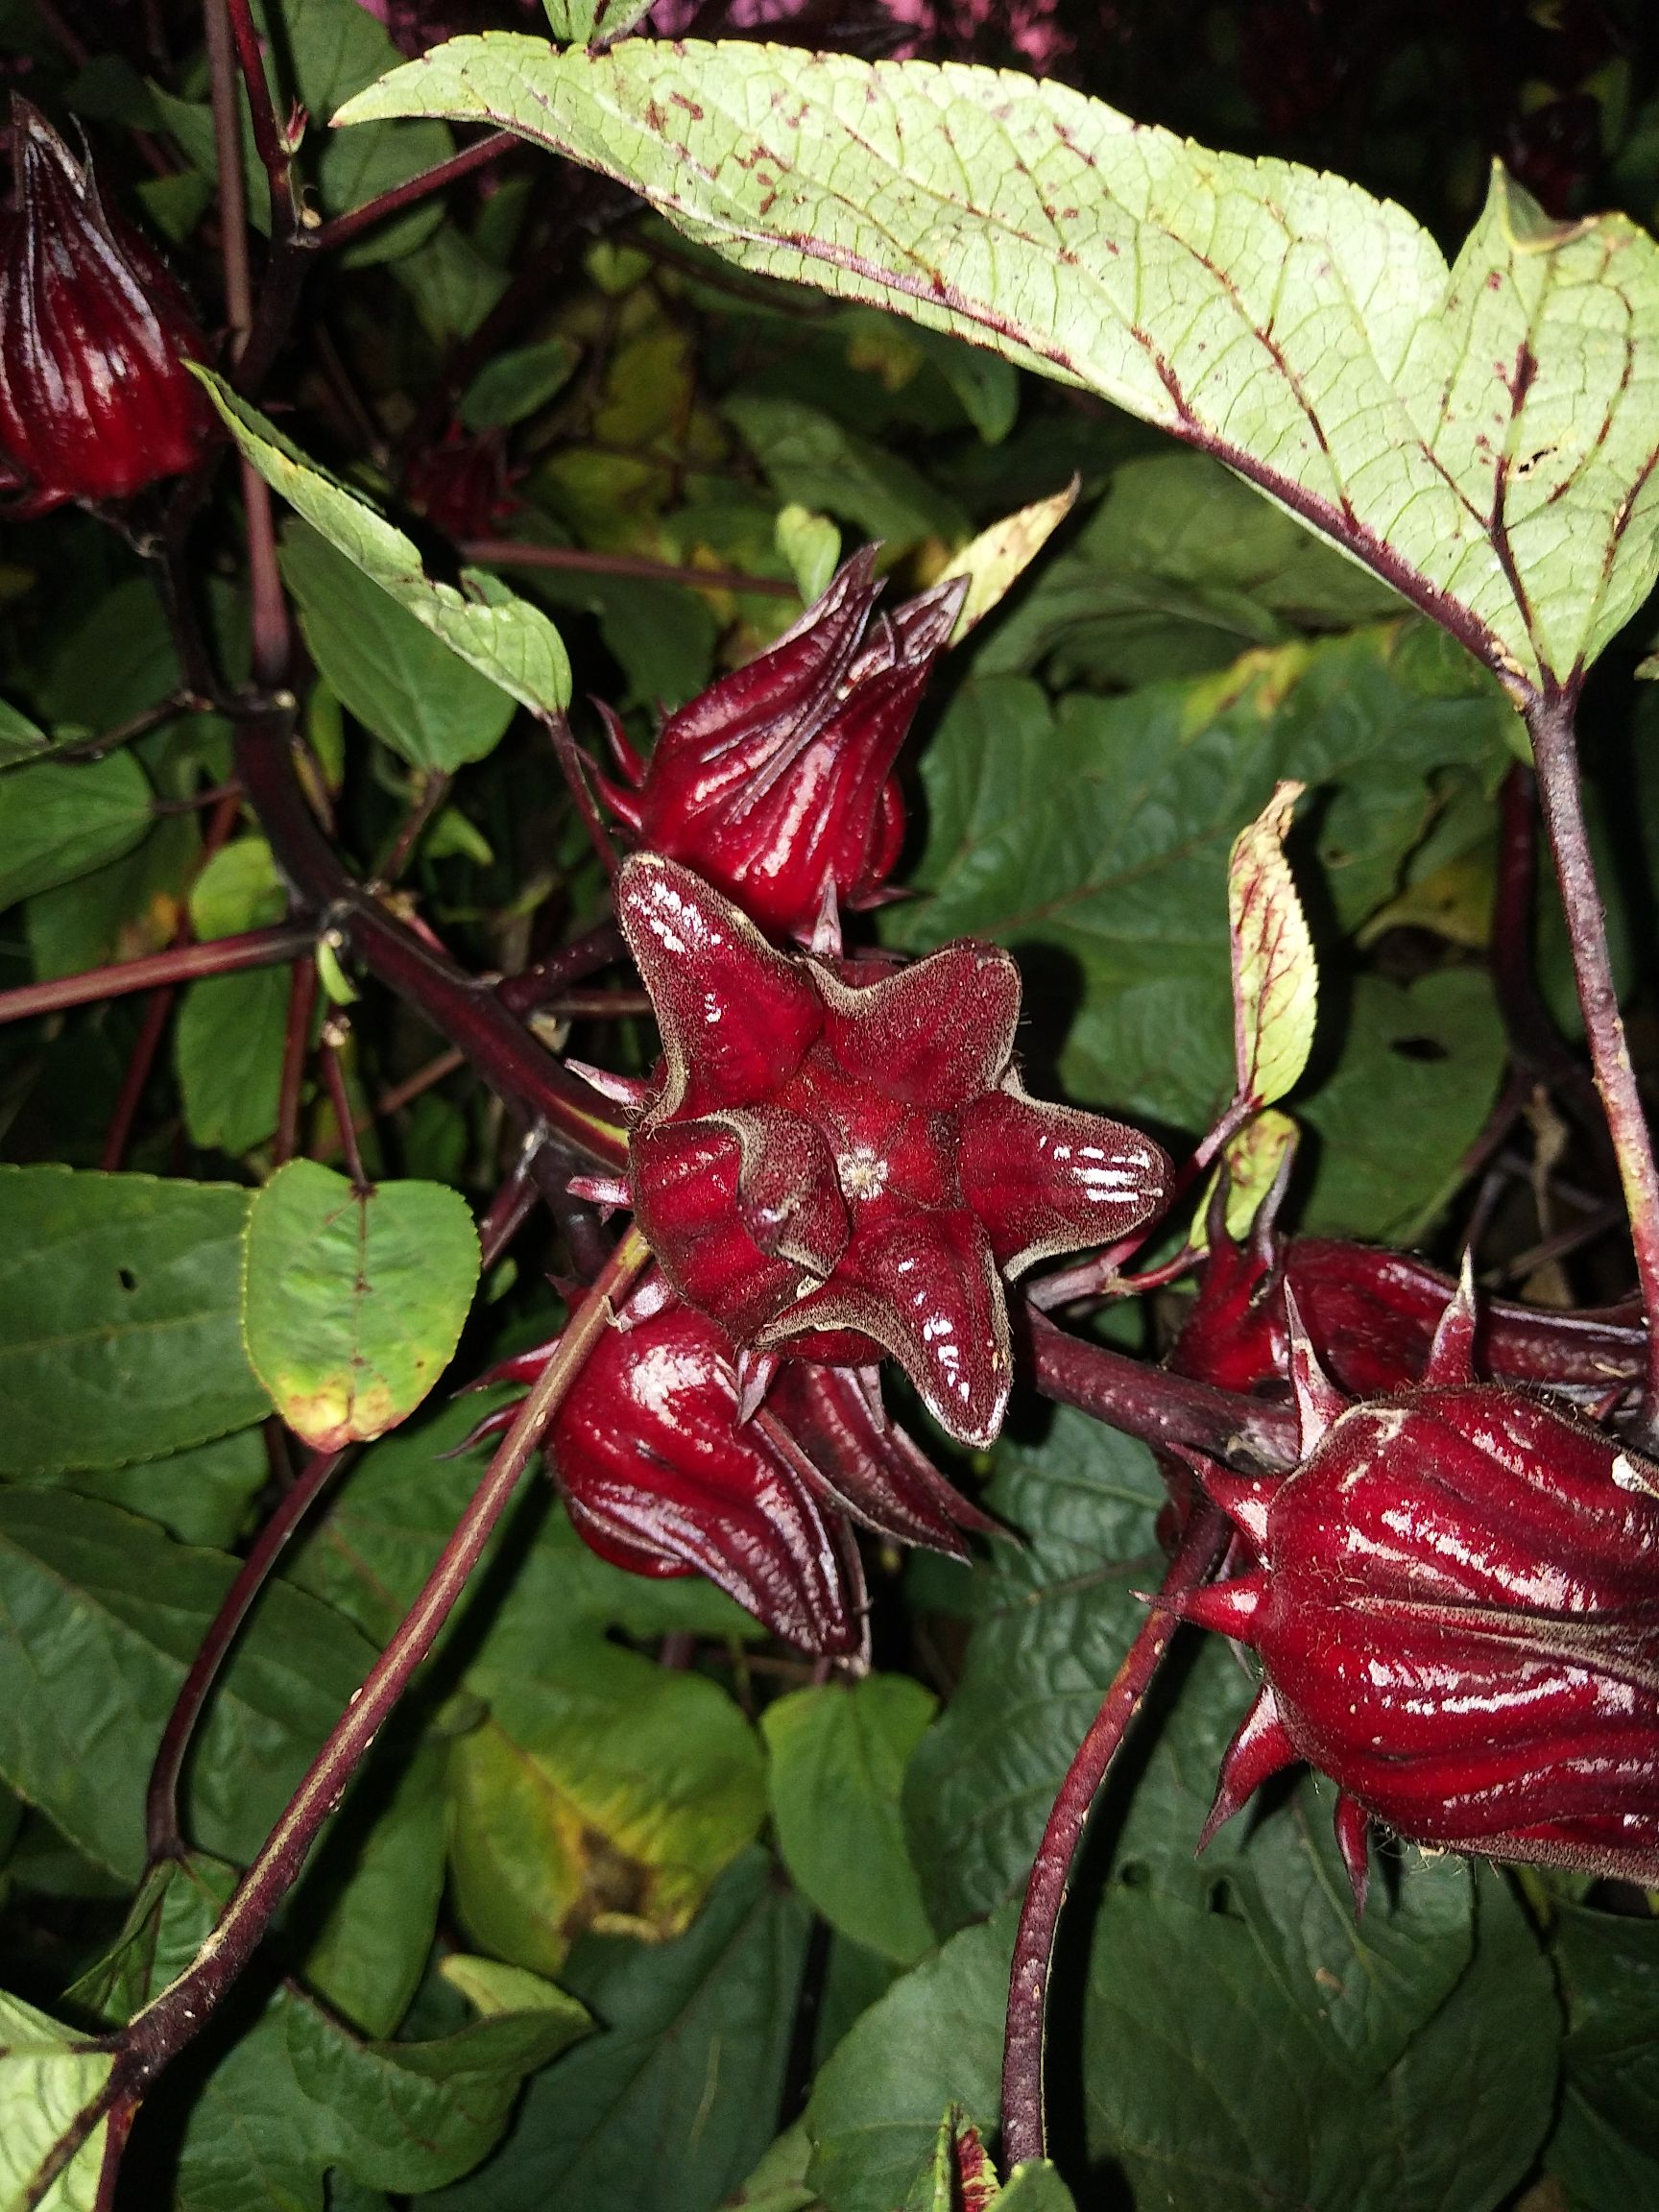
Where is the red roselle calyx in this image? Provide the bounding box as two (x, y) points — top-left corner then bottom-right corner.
(1166, 1277), (1659, 1909)
(467, 1298), (995, 1656)
(597, 549), (965, 945)
(0, 99), (213, 513)
(611, 854), (1172, 1449)
(1171, 1191), (1644, 1408)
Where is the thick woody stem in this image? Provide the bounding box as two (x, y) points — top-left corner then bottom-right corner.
(1028, 1310), (1296, 1470)
(1527, 686), (1659, 1435)
(1001, 1504), (1229, 2165)
(112, 1232), (647, 2102)
(144, 1446), (349, 1863)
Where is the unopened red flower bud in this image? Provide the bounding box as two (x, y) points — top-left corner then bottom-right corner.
(1168, 1280), (1659, 1909)
(598, 549), (965, 944)
(0, 100), (213, 513)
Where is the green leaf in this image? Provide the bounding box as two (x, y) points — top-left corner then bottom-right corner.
(724, 394), (968, 552)
(0, 1988), (113, 2212)
(460, 335), (581, 431)
(761, 1677), (938, 1965)
(973, 452), (1401, 690)
(775, 503), (842, 606)
(280, 522), (518, 771)
(0, 1167), (268, 1477)
(1548, 1903), (1659, 2211)
(889, 626), (1513, 1133)
(175, 965), (292, 1157)
(447, 1603), (768, 1972)
(0, 1488), (373, 1880)
(0, 696), (48, 764)
(422, 1847), (809, 2212)
(294, 1734), (449, 2036)
(1226, 779), (1317, 1109)
(242, 1160), (480, 1450)
(804, 1910), (1016, 2212)
(188, 836), (286, 940)
(15, 1426), (268, 1551)
(0, 752), (153, 909)
(194, 372), (571, 715)
(340, 38), (1659, 695)
(79, 1851), (589, 2209)
(1299, 969), (1506, 1239)
(1080, 1860), (1557, 2212)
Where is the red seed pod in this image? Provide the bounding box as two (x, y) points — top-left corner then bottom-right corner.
(0, 100), (212, 513)
(1167, 1277), (1659, 1910)
(616, 853), (1171, 1448)
(598, 549), (965, 945)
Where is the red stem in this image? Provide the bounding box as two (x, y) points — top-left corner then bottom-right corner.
(99, 988), (177, 1174)
(1027, 1310), (1296, 1470)
(1527, 686), (1659, 1436)
(313, 132), (519, 252)
(110, 1234), (647, 2101)
(144, 1447), (349, 1863)
(0, 926), (314, 1028)
(496, 920), (627, 1016)
(539, 709), (619, 877)
(274, 955), (318, 1166)
(320, 1027), (371, 1191)
(1001, 1504), (1229, 2164)
(224, 0), (295, 231)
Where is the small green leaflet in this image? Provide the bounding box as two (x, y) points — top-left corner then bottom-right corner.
(194, 369), (571, 714)
(242, 1160), (480, 1449)
(337, 36), (1659, 698)
(1227, 779), (1317, 1110)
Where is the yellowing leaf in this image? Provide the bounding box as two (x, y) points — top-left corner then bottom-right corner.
(1190, 1109), (1300, 1251)
(1228, 781), (1317, 1110)
(242, 1161), (479, 1450)
(938, 478), (1080, 643)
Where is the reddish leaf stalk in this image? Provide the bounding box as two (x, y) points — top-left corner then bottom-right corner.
(539, 708), (618, 877)
(204, 0), (252, 348)
(107, 1231), (648, 2141)
(223, 0), (296, 237)
(319, 1023), (371, 1190)
(144, 1446), (349, 1864)
(1028, 1310), (1296, 1469)
(313, 132), (518, 253)
(0, 925), (313, 1028)
(1527, 686), (1659, 1435)
(234, 713), (629, 1171)
(495, 920), (627, 1016)
(1001, 1503), (1229, 2166)
(98, 986), (177, 1173)
(274, 953), (318, 1166)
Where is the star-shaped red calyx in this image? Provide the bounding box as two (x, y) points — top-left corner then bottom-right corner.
(613, 854), (1172, 1447)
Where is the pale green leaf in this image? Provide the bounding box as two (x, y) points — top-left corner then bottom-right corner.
(0, 696), (47, 764)
(723, 394), (969, 550)
(775, 503), (842, 605)
(543, 0), (655, 42)
(175, 965), (291, 1157)
(1189, 1107), (1300, 1249)
(194, 370), (571, 714)
(1226, 778), (1317, 1108)
(242, 1160), (480, 1449)
(338, 37), (1659, 693)
(0, 1990), (112, 2212)
(188, 836), (286, 940)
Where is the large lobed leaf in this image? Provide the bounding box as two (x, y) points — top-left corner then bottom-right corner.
(339, 36), (1659, 697)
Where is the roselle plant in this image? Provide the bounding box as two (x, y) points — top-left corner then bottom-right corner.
(6, 5), (1659, 2209)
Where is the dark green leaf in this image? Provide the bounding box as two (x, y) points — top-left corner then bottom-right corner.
(0, 1489), (373, 1880)
(1548, 1903), (1659, 2211)
(762, 1678), (938, 1965)
(804, 1910), (1016, 2212)
(0, 1167), (268, 1477)
(280, 523), (518, 771)
(890, 627), (1514, 1132)
(0, 753), (153, 909)
(460, 337), (581, 432)
(724, 396), (969, 552)
(421, 1847), (809, 2212)
(242, 1161), (480, 1450)
(0, 697), (47, 764)
(14, 1425), (267, 1551)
